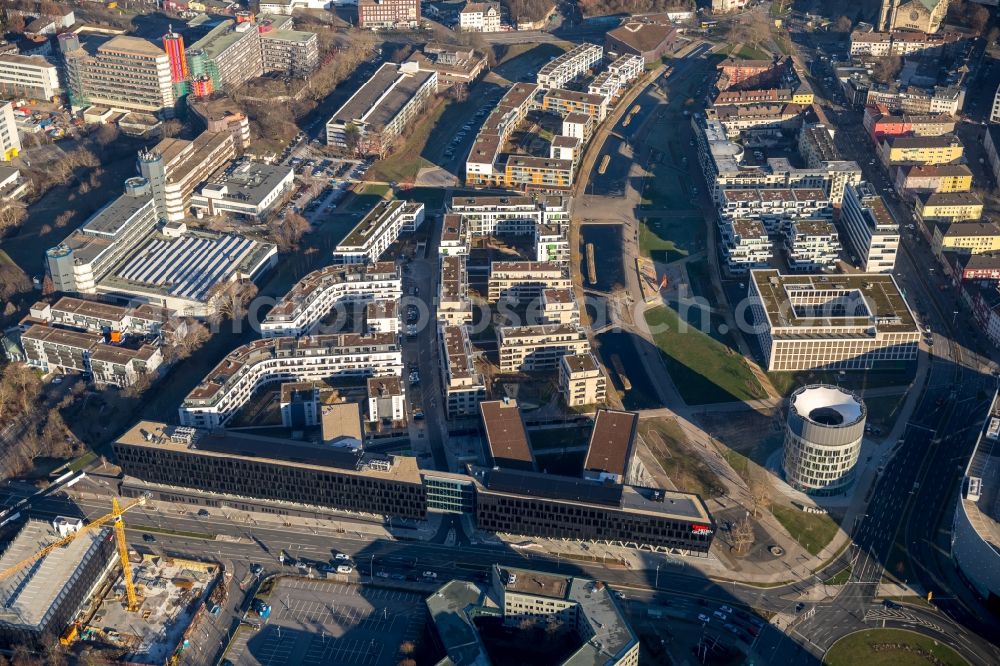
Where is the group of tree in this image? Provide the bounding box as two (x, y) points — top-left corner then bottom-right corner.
(266, 211), (311, 253)
(576, 0), (692, 18)
(501, 0), (556, 25)
(162, 317), (211, 363)
(871, 55), (903, 84)
(949, 0), (991, 36)
(206, 280), (260, 326)
(725, 11), (774, 52)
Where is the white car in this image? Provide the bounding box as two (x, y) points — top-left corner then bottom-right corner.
(698, 613), (711, 623)
(422, 571), (438, 579)
(336, 565), (353, 574)
(334, 553), (351, 561)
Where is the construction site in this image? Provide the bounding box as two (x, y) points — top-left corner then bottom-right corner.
(0, 497), (223, 664)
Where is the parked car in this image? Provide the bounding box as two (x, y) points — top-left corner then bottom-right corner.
(337, 565), (353, 574)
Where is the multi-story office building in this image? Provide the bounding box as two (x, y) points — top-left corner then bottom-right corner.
(540, 288), (579, 325)
(719, 218), (772, 274)
(880, 134), (964, 167)
(783, 385), (866, 495)
(440, 324), (487, 418)
(895, 164), (973, 200)
(541, 89), (608, 122)
(358, 0), (421, 30)
(488, 261), (571, 301)
(262, 261), (401, 337)
(536, 43), (603, 89)
(46, 180), (159, 294)
(259, 27), (319, 77)
(21, 324), (161, 387)
(932, 220), (1000, 256)
(178, 333), (403, 428)
(28, 297), (173, 337)
(748, 270), (920, 372)
(840, 182), (899, 273)
(190, 162), (294, 221)
(0, 101), (21, 162)
(326, 62), (437, 156)
(139, 128), (240, 222)
(186, 20), (263, 92)
(115, 422), (427, 518)
(498, 324), (590, 373)
(459, 2), (502, 32)
(61, 34), (176, 116)
(332, 200), (425, 264)
(719, 187), (832, 233)
(0, 54), (60, 100)
(783, 219), (841, 272)
(439, 255), (473, 326)
(488, 566), (640, 666)
(560, 352), (606, 408)
(917, 192), (984, 226)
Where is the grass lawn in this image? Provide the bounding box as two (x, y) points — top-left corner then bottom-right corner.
(824, 565), (852, 585)
(644, 305), (767, 405)
(685, 259), (712, 300)
(400, 186), (446, 211)
(732, 44), (771, 60)
(864, 394), (906, 431)
(639, 216), (704, 262)
(771, 503), (840, 556)
(824, 629), (967, 666)
(343, 182), (392, 213)
(639, 419), (725, 498)
(767, 366), (915, 397)
(769, 0), (791, 16)
(774, 32), (792, 55)
(367, 100), (446, 183)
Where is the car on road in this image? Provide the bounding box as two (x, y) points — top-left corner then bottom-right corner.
(142, 533), (156, 543)
(713, 610), (728, 620)
(698, 613), (710, 623)
(250, 563), (263, 575)
(334, 553), (351, 561)
(422, 571), (438, 579)
(719, 605), (733, 613)
(197, 509), (209, 516)
(337, 565), (353, 574)
(376, 570), (390, 578)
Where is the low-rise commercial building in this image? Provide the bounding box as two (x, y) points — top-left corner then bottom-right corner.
(488, 261), (571, 301)
(498, 324), (590, 373)
(262, 261), (401, 337)
(459, 2), (502, 32)
(332, 200), (425, 264)
(326, 62), (437, 156)
(440, 324), (486, 418)
(748, 270), (920, 372)
(406, 44), (487, 92)
(191, 161), (294, 221)
(560, 352), (606, 408)
(178, 333), (403, 428)
(537, 43), (603, 89)
(840, 182), (899, 273)
(605, 17), (676, 63)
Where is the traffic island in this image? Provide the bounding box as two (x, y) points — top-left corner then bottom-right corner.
(824, 628), (968, 666)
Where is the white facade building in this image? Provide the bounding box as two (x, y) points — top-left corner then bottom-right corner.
(0, 54), (60, 101)
(719, 218), (772, 274)
(440, 324), (487, 418)
(498, 324), (590, 373)
(783, 385), (866, 495)
(459, 2), (502, 32)
(537, 43), (603, 90)
(840, 182), (899, 273)
(0, 101), (22, 162)
(332, 200), (425, 264)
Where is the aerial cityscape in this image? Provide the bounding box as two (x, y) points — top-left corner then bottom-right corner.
(1, 0), (1000, 664)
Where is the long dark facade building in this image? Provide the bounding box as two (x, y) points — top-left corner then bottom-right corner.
(112, 422), (426, 520)
(469, 467), (714, 553)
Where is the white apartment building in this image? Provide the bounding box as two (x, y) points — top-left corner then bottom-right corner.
(139, 129), (240, 222)
(783, 219), (841, 272)
(0, 101), (21, 162)
(498, 325), (590, 373)
(540, 288), (579, 325)
(992, 83), (1000, 124)
(28, 296), (173, 337)
(366, 299), (399, 334)
(562, 112), (594, 142)
(0, 54), (60, 101)
(449, 195), (570, 264)
(840, 182), (899, 273)
(748, 270), (920, 372)
(259, 0), (334, 14)
(61, 34), (176, 116)
(262, 261), (401, 337)
(440, 324), (487, 418)
(719, 188), (832, 234)
(332, 200), (425, 264)
(537, 43), (603, 90)
(439, 255), (473, 326)
(719, 218), (772, 274)
(367, 375), (405, 423)
(488, 261), (571, 302)
(20, 324), (161, 387)
(439, 214), (470, 256)
(46, 181), (159, 294)
(459, 2), (502, 32)
(559, 352), (606, 408)
(179, 333), (403, 428)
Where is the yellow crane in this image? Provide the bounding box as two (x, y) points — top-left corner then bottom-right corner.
(0, 495), (147, 611)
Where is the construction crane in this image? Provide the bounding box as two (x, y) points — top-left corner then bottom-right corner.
(0, 495), (147, 611)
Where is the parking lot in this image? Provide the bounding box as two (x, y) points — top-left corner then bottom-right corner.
(224, 578), (425, 666)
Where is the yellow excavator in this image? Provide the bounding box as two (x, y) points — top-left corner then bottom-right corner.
(0, 496), (147, 612)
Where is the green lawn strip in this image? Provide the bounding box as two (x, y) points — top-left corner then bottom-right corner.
(863, 394), (906, 431)
(401, 186), (446, 211)
(67, 451), (98, 472)
(684, 259), (711, 300)
(638, 216), (701, 261)
(129, 524), (215, 540)
(733, 44), (771, 60)
(343, 183), (392, 212)
(823, 565), (852, 585)
(770, 504), (839, 557)
(644, 305), (766, 405)
(824, 629), (968, 666)
(639, 419), (725, 498)
(767, 367), (914, 397)
(367, 101), (446, 183)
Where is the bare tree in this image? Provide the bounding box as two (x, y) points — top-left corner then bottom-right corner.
(0, 262), (30, 300)
(207, 280), (259, 324)
(6, 14), (26, 35)
(160, 119), (183, 139)
(343, 123), (362, 156)
(747, 471), (772, 519)
(871, 56), (903, 84)
(832, 15), (852, 33)
(267, 211), (311, 252)
(731, 518), (755, 555)
(0, 203), (28, 235)
(164, 317), (210, 361)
